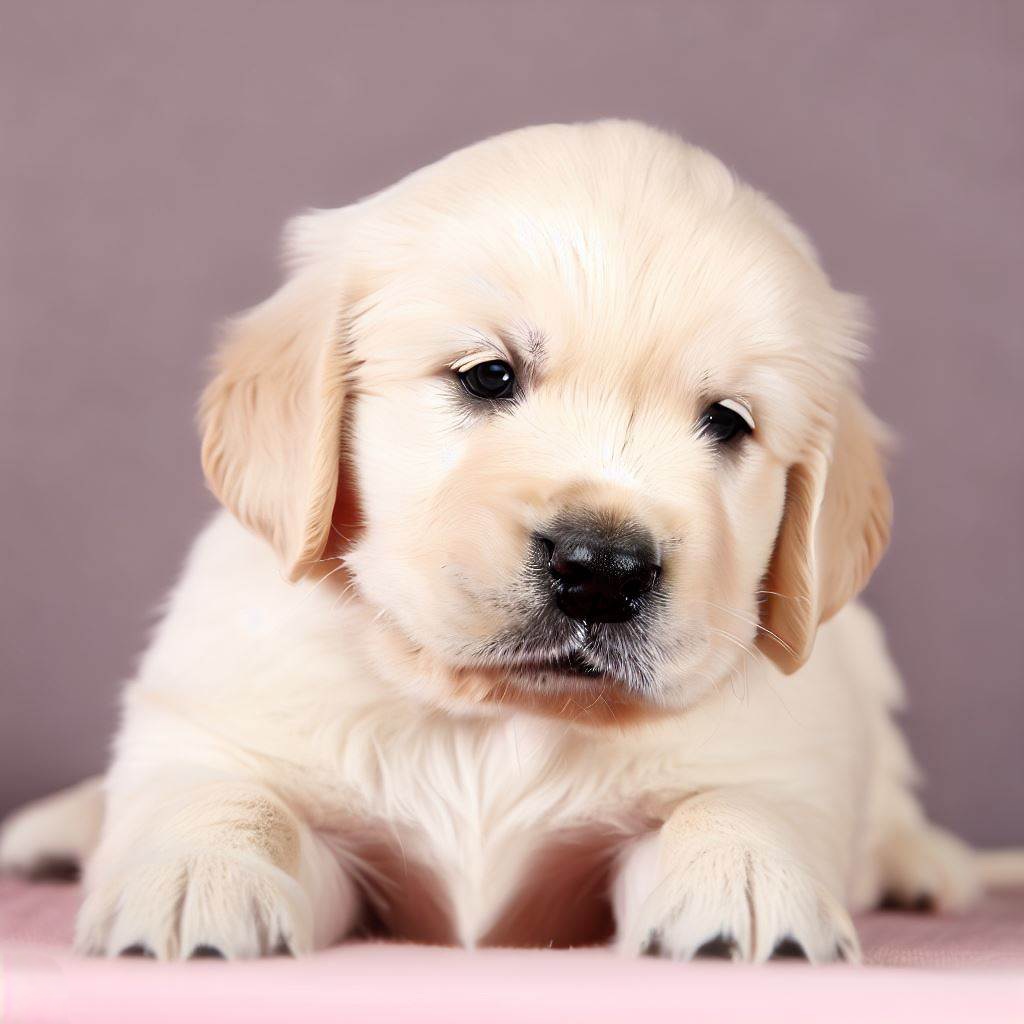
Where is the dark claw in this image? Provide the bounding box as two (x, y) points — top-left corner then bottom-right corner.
(769, 937), (808, 960)
(694, 935), (735, 960)
(189, 945), (226, 959)
(879, 890), (936, 914)
(118, 943), (155, 958)
(27, 856), (80, 883)
(639, 931), (663, 957)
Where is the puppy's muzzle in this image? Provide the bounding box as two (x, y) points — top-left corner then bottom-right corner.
(536, 521), (660, 624)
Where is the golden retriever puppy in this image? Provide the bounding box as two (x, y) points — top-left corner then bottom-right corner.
(1, 120), (994, 963)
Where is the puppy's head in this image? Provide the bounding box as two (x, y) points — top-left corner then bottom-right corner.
(201, 121), (890, 720)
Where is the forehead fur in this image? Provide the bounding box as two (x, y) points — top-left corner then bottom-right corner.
(294, 120), (865, 456)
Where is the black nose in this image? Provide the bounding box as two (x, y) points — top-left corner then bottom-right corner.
(539, 524), (660, 623)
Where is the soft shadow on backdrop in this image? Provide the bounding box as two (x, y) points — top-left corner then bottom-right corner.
(2, 1), (1021, 842)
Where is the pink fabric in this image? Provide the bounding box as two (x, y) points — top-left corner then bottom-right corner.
(2, 879), (1022, 1024)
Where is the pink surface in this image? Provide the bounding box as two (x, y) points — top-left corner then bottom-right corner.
(2, 878), (1023, 1024)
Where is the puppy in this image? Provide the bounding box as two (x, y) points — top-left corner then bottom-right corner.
(1, 120), (1000, 962)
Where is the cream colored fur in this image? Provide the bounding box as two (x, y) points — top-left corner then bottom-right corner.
(0, 121), (998, 962)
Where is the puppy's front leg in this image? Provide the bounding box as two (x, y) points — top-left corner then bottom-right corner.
(76, 777), (357, 960)
(613, 791), (859, 964)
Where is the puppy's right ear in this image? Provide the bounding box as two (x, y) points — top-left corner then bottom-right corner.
(199, 212), (356, 580)
(757, 390), (892, 673)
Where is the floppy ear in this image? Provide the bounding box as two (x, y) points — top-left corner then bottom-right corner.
(199, 220), (354, 581)
(757, 391), (892, 673)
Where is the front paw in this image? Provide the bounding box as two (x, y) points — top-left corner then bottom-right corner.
(76, 850), (312, 960)
(615, 833), (859, 965)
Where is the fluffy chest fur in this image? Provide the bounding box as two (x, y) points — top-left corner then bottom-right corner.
(323, 712), (652, 947)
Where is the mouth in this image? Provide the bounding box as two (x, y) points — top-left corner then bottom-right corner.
(450, 645), (655, 726)
(457, 632), (662, 721)
(509, 651), (607, 681)
(475, 620), (651, 694)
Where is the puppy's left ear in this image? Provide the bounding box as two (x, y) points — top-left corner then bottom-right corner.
(758, 391), (892, 673)
(199, 212), (356, 580)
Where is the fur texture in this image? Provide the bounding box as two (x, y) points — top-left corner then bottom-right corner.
(0, 121), (992, 962)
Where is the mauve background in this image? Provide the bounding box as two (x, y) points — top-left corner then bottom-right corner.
(1, 1), (1021, 843)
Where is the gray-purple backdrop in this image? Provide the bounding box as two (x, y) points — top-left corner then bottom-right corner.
(2, 1), (1021, 843)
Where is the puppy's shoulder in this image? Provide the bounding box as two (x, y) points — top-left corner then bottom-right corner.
(132, 511), (337, 693)
(180, 508), (282, 592)
(810, 601), (904, 708)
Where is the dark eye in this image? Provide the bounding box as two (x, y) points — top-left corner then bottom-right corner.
(700, 401), (753, 444)
(458, 360), (516, 401)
